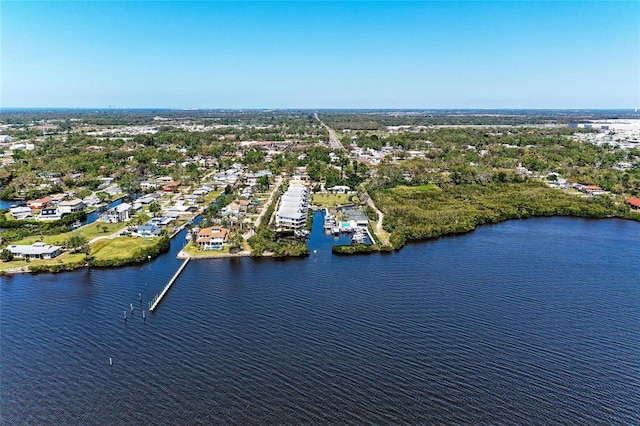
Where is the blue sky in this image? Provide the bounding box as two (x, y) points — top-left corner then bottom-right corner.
(1, 1), (638, 109)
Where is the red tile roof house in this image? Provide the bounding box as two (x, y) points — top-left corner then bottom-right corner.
(162, 181), (181, 193)
(238, 199), (252, 211)
(196, 227), (230, 250)
(626, 196), (640, 210)
(581, 185), (605, 196)
(27, 196), (52, 210)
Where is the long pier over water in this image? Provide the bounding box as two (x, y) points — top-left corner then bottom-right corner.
(149, 256), (190, 312)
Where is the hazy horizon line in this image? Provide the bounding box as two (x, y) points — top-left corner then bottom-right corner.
(1, 107), (639, 113)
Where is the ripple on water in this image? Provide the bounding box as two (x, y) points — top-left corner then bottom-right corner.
(1, 216), (639, 424)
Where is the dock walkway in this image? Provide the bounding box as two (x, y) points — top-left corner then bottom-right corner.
(149, 256), (190, 312)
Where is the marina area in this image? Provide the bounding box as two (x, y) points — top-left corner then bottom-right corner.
(323, 206), (374, 245)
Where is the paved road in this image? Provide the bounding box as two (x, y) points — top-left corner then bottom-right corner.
(314, 113), (344, 150)
(243, 176), (282, 240)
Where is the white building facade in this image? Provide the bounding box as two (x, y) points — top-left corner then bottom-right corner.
(275, 184), (310, 230)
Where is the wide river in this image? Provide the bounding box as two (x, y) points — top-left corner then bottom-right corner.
(1, 213), (639, 424)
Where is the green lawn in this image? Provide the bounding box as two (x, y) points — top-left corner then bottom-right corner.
(312, 193), (359, 207)
(10, 221), (128, 246)
(0, 252), (87, 273)
(182, 242), (231, 256)
(90, 237), (158, 262)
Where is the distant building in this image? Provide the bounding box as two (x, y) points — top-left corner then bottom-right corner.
(626, 196), (640, 210)
(140, 181), (161, 190)
(58, 199), (86, 215)
(221, 202), (241, 217)
(37, 208), (62, 221)
(581, 185), (605, 196)
(8, 242), (62, 259)
(162, 181), (181, 193)
(27, 197), (52, 210)
(327, 185), (351, 194)
(137, 194), (159, 205)
(9, 206), (33, 220)
(101, 203), (132, 223)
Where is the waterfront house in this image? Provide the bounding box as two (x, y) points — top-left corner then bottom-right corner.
(133, 225), (161, 237)
(8, 242), (62, 259)
(276, 207), (307, 229)
(147, 216), (173, 227)
(9, 206), (33, 220)
(105, 185), (123, 196)
(581, 185), (605, 196)
(102, 203), (132, 223)
(196, 227), (229, 250)
(37, 207), (62, 221)
(27, 196), (52, 210)
(58, 199), (86, 215)
(169, 203), (197, 215)
(626, 196), (640, 210)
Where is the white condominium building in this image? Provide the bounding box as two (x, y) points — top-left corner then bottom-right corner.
(275, 184), (310, 230)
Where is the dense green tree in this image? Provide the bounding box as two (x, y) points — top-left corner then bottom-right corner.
(65, 234), (88, 253)
(149, 202), (161, 215)
(0, 249), (14, 262)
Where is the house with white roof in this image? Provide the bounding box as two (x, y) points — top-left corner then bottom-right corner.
(8, 242), (62, 259)
(101, 202), (132, 223)
(9, 206), (33, 220)
(58, 199), (86, 215)
(133, 224), (161, 237)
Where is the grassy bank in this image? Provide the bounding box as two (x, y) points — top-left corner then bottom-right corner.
(1, 235), (171, 274)
(8, 221), (128, 247)
(0, 252), (88, 274)
(182, 242), (232, 257)
(90, 236), (170, 267)
(370, 182), (639, 249)
(312, 193), (359, 207)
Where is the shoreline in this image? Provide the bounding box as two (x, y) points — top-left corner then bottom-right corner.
(177, 249), (252, 259)
(3, 213), (639, 275)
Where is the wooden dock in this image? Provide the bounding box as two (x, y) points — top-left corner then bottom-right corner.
(149, 256), (190, 312)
